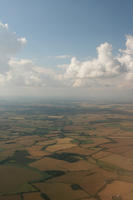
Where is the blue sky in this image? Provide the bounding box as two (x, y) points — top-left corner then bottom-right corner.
(0, 0), (133, 65)
(0, 0), (133, 99)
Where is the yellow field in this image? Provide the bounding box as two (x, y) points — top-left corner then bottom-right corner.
(23, 192), (43, 200)
(46, 143), (77, 152)
(34, 182), (89, 200)
(100, 154), (133, 171)
(99, 181), (133, 200)
(30, 157), (96, 171)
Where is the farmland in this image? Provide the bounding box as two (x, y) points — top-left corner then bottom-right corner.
(0, 101), (133, 199)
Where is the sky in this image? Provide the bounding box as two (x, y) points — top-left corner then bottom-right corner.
(0, 0), (133, 101)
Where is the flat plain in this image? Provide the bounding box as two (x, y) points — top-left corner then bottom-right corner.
(0, 101), (133, 199)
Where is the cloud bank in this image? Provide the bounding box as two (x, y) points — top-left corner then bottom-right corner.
(0, 21), (133, 95)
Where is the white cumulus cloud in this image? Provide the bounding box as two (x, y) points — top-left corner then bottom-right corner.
(0, 21), (27, 73)
(64, 42), (128, 87)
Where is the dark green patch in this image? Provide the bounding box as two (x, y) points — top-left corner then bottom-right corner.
(44, 170), (65, 179)
(72, 138), (93, 144)
(71, 184), (82, 190)
(5, 141), (16, 144)
(41, 192), (51, 200)
(30, 170), (65, 184)
(0, 150), (35, 166)
(41, 142), (57, 151)
(48, 152), (82, 162)
(0, 148), (4, 152)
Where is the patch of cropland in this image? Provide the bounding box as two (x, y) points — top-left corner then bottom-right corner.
(0, 102), (133, 199)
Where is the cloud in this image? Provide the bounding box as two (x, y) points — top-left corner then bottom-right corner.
(0, 22), (8, 29)
(0, 21), (27, 73)
(8, 60), (44, 87)
(17, 37), (27, 44)
(0, 21), (64, 89)
(55, 54), (71, 59)
(4, 58), (62, 87)
(64, 42), (128, 87)
(118, 35), (133, 80)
